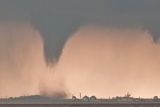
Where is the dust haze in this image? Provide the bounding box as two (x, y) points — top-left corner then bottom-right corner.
(57, 26), (160, 98)
(0, 21), (68, 98)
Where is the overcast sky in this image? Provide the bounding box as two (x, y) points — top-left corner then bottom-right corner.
(0, 0), (160, 62)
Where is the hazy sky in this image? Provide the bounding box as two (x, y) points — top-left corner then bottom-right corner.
(0, 0), (160, 98)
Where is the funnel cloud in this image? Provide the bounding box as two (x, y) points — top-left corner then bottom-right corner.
(0, 21), (68, 98)
(0, 0), (160, 62)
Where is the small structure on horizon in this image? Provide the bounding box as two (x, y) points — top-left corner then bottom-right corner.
(124, 93), (131, 98)
(90, 96), (97, 101)
(82, 95), (89, 102)
(153, 96), (159, 102)
(153, 96), (158, 99)
(72, 96), (77, 101)
(117, 93), (134, 102)
(80, 93), (81, 99)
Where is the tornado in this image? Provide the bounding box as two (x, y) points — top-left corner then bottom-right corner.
(0, 0), (160, 98)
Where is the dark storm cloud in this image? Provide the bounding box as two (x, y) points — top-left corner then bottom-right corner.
(0, 0), (160, 62)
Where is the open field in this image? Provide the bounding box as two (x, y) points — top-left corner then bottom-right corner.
(1, 102), (160, 107)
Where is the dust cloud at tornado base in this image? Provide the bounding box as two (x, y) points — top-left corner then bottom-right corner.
(0, 21), (68, 98)
(0, 21), (160, 98)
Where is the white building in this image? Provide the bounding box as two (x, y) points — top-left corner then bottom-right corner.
(72, 96), (76, 101)
(90, 96), (97, 101)
(82, 96), (89, 102)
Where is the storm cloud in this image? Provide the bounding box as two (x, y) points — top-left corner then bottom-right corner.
(0, 0), (160, 63)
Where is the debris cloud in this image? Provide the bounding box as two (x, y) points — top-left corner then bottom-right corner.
(0, 20), (68, 98)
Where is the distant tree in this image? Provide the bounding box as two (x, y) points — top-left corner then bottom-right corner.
(124, 93), (131, 98)
(153, 96), (159, 102)
(116, 96), (119, 99)
(153, 96), (158, 99)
